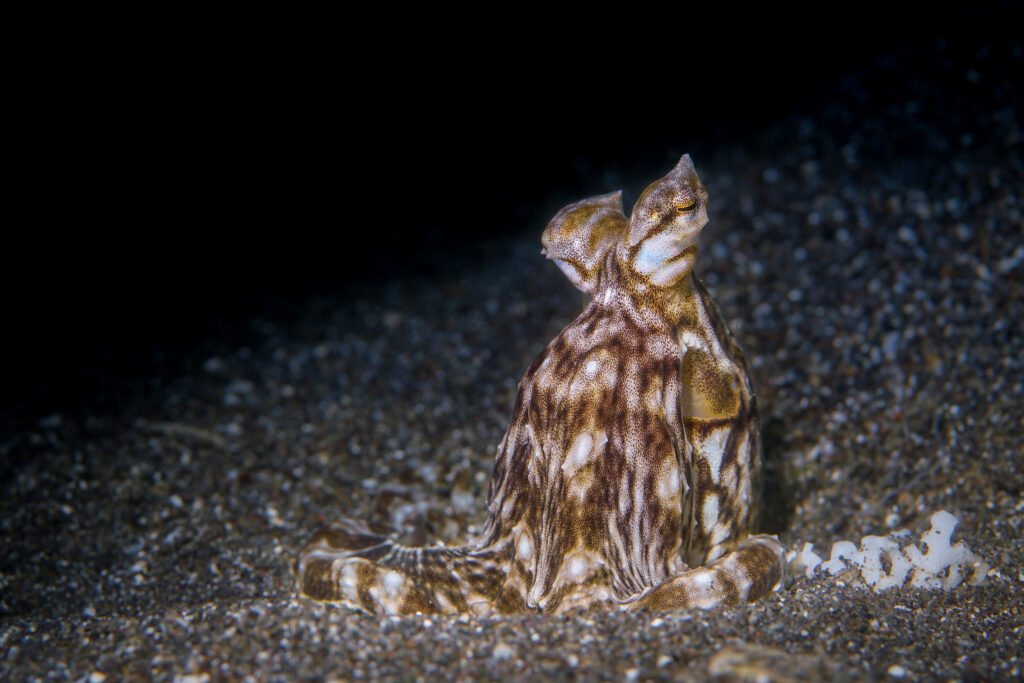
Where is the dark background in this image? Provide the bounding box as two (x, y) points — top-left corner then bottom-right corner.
(4, 4), (1017, 425)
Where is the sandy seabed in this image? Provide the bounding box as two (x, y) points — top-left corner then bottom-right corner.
(3, 37), (1022, 682)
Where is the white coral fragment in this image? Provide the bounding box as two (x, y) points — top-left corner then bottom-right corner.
(785, 542), (823, 580)
(819, 541), (858, 576)
(904, 510), (987, 590)
(793, 510), (989, 592)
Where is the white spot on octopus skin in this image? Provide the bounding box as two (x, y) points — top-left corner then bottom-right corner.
(703, 428), (729, 484)
(618, 476), (631, 516)
(517, 534), (534, 562)
(657, 465), (680, 502)
(563, 431), (605, 480)
(334, 560), (361, 598)
(691, 569), (713, 589)
(562, 432), (594, 476)
(381, 570), (405, 597)
(702, 494), (719, 531)
(710, 523), (731, 547)
(566, 555), (590, 581)
(501, 493), (518, 520)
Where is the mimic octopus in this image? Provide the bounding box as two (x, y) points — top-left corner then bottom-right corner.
(297, 154), (785, 615)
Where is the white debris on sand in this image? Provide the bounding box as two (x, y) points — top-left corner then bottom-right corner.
(787, 510), (990, 592)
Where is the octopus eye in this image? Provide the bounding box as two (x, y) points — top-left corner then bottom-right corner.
(674, 201), (697, 214)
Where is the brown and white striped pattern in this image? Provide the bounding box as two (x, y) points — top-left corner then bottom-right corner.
(298, 154), (785, 614)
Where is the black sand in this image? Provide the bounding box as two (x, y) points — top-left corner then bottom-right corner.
(3, 24), (1022, 683)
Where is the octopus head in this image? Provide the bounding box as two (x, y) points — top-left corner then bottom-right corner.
(622, 154), (709, 287)
(542, 190), (628, 293)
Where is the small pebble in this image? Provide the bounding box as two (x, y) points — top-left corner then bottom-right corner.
(491, 642), (515, 661)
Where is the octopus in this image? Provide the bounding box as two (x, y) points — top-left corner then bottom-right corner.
(297, 154), (785, 615)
